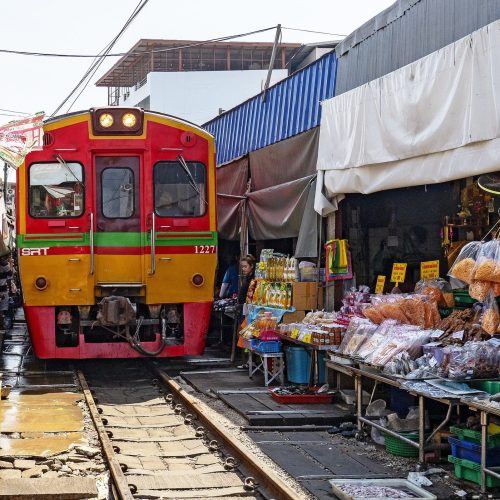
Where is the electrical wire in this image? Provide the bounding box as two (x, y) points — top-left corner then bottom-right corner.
(51, 0), (150, 116)
(0, 26), (277, 59)
(0, 108), (31, 116)
(282, 26), (346, 37)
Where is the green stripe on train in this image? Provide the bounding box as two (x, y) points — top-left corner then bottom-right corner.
(17, 232), (218, 248)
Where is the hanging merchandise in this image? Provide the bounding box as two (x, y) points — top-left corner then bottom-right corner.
(325, 239), (353, 281)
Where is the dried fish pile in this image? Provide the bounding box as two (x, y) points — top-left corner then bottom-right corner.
(337, 483), (415, 498)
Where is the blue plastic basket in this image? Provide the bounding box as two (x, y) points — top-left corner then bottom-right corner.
(251, 340), (281, 353)
(448, 437), (500, 466)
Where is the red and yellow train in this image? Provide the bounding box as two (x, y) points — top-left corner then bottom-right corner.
(16, 107), (217, 358)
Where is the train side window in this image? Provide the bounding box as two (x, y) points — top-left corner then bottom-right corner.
(101, 168), (135, 218)
(29, 162), (84, 218)
(154, 161), (206, 218)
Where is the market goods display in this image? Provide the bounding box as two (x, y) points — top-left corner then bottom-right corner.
(439, 340), (500, 380)
(384, 352), (439, 379)
(362, 294), (440, 328)
(436, 309), (490, 344)
(279, 319), (344, 346)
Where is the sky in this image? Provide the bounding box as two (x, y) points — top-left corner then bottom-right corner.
(0, 0), (394, 121)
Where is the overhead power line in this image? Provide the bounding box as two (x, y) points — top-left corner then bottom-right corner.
(0, 26), (278, 59)
(282, 26), (347, 37)
(51, 0), (150, 116)
(0, 108), (31, 116)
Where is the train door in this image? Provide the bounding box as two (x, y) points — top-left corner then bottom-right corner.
(94, 156), (143, 285)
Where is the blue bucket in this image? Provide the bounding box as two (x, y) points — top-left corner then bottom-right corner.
(285, 346), (325, 384)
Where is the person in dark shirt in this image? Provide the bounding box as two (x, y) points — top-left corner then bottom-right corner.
(0, 254), (13, 330)
(237, 254), (256, 306)
(236, 254), (256, 369)
(219, 259), (239, 298)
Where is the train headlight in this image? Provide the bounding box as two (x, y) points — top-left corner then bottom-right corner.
(191, 274), (204, 287)
(35, 276), (48, 290)
(122, 112), (137, 128)
(99, 113), (114, 128)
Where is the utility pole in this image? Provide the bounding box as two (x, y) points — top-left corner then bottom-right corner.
(262, 24), (281, 103)
(3, 162), (7, 203)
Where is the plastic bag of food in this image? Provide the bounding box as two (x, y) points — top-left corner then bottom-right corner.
(415, 278), (454, 308)
(338, 317), (378, 355)
(448, 241), (481, 284)
(443, 341), (500, 379)
(362, 304), (385, 324)
(473, 239), (500, 283)
(356, 320), (398, 359)
(469, 280), (492, 302)
(480, 291), (500, 335)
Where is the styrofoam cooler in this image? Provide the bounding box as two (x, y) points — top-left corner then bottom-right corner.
(285, 346), (325, 384)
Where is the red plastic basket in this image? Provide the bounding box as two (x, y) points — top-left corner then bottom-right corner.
(269, 389), (334, 404)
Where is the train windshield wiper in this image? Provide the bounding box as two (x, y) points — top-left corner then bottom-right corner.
(54, 154), (82, 187)
(176, 154), (207, 206)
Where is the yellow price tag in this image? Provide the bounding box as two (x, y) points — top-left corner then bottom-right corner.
(421, 260), (439, 280)
(391, 263), (407, 284)
(375, 275), (386, 294)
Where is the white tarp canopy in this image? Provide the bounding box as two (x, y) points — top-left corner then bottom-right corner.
(315, 19), (500, 215)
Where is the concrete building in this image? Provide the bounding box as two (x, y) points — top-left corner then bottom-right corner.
(95, 39), (303, 125)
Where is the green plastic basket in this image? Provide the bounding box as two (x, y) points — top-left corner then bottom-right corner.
(449, 455), (500, 487)
(384, 431), (419, 458)
(450, 426), (500, 448)
(468, 380), (500, 395)
(452, 289), (476, 308)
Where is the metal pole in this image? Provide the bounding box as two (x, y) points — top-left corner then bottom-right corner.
(3, 162), (7, 203)
(262, 24), (281, 103)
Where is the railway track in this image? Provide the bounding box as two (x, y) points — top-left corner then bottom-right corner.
(78, 360), (301, 500)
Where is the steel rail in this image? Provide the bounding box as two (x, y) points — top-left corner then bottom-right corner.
(151, 365), (303, 500)
(77, 371), (134, 500)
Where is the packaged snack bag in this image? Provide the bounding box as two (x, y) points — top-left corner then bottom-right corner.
(448, 241), (481, 284)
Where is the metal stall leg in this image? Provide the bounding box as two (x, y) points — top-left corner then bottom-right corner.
(418, 395), (426, 467)
(481, 410), (488, 493)
(356, 374), (364, 439)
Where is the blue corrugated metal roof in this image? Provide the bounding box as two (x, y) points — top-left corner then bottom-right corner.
(203, 51), (337, 165)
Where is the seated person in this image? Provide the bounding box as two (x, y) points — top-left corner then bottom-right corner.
(156, 190), (184, 217)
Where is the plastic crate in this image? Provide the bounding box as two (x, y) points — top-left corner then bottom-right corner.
(452, 289), (477, 307)
(384, 431), (419, 458)
(469, 380), (500, 395)
(269, 388), (334, 404)
(450, 426), (500, 448)
(448, 456), (500, 487)
(448, 437), (500, 466)
(251, 340), (281, 353)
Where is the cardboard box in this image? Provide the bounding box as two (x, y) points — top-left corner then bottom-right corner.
(281, 310), (306, 324)
(292, 282), (323, 310)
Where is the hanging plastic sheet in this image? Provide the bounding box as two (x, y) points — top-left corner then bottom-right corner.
(0, 113), (45, 168)
(295, 179), (318, 258)
(216, 156), (249, 240)
(247, 175), (315, 240)
(249, 128), (319, 190)
(315, 19), (500, 212)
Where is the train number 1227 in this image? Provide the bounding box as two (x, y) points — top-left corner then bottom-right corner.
(194, 245), (216, 254)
